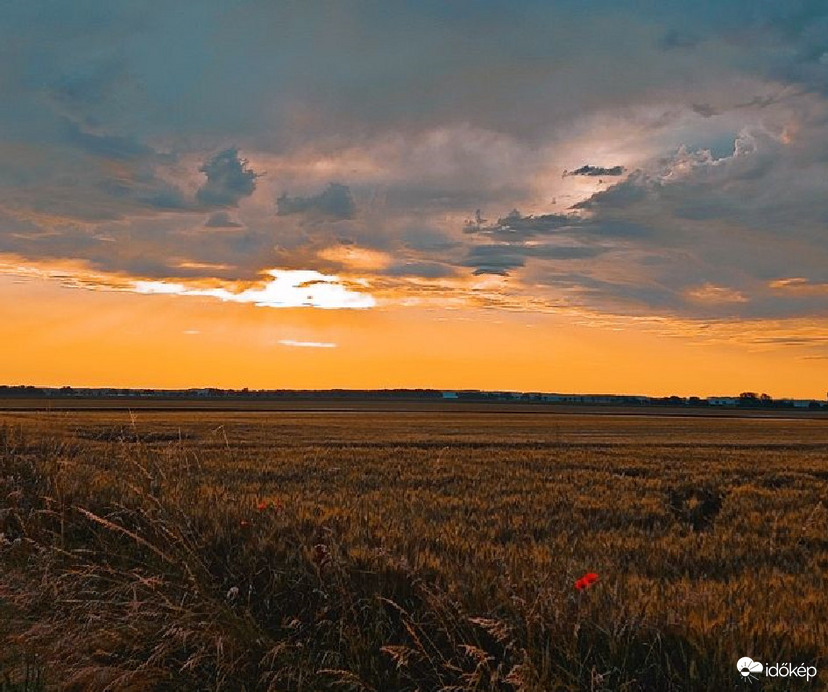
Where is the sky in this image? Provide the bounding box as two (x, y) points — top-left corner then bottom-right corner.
(1, 0), (827, 397)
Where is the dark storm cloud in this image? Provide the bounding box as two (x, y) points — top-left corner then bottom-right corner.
(387, 261), (456, 279)
(549, 134), (828, 318)
(659, 29), (701, 50)
(691, 103), (719, 118)
(463, 245), (526, 276)
(401, 227), (460, 252)
(97, 172), (190, 213)
(50, 59), (126, 110)
(564, 165), (625, 177)
(440, 115), (828, 319)
(61, 120), (154, 161)
(0, 0), (827, 325)
(753, 1), (828, 93)
(277, 183), (356, 220)
(195, 148), (259, 208)
(571, 174), (649, 210)
(1, 0), (826, 148)
(464, 210), (574, 240)
(0, 0), (770, 154)
(205, 212), (243, 228)
(462, 208), (649, 243)
(462, 243), (606, 276)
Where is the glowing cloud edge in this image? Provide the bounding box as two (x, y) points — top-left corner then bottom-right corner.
(132, 269), (375, 310)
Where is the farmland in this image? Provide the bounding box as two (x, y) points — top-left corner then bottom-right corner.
(1, 408), (826, 690)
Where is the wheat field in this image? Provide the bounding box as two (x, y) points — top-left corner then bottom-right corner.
(1, 408), (826, 691)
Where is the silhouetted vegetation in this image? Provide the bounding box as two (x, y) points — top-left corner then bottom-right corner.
(1, 384), (825, 410)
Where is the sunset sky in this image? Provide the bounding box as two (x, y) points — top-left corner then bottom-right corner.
(1, 1), (827, 397)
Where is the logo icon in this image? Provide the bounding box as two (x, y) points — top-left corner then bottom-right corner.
(737, 657), (763, 680)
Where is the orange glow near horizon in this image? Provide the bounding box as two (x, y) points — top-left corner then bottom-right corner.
(4, 3), (828, 405)
(1, 273), (824, 399)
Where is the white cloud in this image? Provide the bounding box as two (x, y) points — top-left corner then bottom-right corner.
(278, 339), (337, 348)
(132, 269), (375, 310)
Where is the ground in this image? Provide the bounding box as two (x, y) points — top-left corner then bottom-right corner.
(1, 406), (826, 690)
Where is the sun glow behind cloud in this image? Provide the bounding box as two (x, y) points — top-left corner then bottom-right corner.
(132, 270), (375, 310)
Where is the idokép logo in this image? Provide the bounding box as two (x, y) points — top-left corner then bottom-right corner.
(737, 657), (763, 680)
(737, 656), (818, 683)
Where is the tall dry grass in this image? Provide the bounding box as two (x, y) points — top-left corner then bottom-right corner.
(1, 412), (826, 690)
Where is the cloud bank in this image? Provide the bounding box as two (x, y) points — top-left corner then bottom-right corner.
(0, 0), (825, 354)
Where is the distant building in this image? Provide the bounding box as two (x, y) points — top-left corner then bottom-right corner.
(707, 397), (738, 406)
(441, 391), (459, 399)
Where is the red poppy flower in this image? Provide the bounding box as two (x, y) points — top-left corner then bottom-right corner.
(257, 501), (269, 511)
(574, 572), (599, 590)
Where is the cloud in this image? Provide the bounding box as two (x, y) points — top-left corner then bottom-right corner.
(460, 210), (571, 274)
(49, 58), (129, 112)
(277, 183), (356, 220)
(659, 29), (700, 51)
(402, 227), (460, 252)
(205, 211), (243, 228)
(462, 242), (606, 276)
(685, 283), (748, 304)
(691, 103), (719, 118)
(317, 245), (390, 271)
(61, 119), (154, 161)
(571, 173), (650, 210)
(1, 0), (828, 334)
(279, 339), (337, 348)
(564, 165), (625, 177)
(387, 261), (456, 279)
(196, 148), (259, 207)
(133, 269), (375, 310)
(464, 209), (574, 240)
(768, 277), (828, 296)
(548, 130), (828, 318)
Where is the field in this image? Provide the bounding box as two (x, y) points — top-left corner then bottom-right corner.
(1, 407), (826, 691)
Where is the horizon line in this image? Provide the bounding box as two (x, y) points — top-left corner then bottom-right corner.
(1, 384), (824, 403)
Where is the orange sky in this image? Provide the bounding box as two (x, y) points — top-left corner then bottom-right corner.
(3, 4), (828, 399)
(2, 274), (824, 398)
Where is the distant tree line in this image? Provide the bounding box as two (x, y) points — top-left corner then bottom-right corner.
(0, 385), (825, 409)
